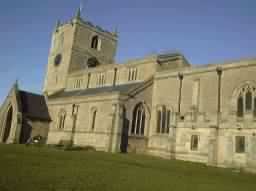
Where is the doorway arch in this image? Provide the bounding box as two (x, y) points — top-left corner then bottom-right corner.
(3, 106), (13, 143)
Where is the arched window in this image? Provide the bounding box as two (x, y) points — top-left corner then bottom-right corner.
(58, 109), (66, 129)
(156, 106), (171, 134)
(131, 103), (146, 136)
(91, 35), (101, 50)
(91, 110), (97, 131)
(236, 84), (256, 117)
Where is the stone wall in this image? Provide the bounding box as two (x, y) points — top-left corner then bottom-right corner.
(47, 94), (121, 152)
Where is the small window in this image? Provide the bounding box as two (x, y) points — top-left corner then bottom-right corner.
(235, 136), (245, 153)
(91, 35), (101, 51)
(58, 110), (66, 129)
(191, 135), (199, 151)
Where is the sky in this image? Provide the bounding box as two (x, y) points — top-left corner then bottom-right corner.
(0, 0), (256, 104)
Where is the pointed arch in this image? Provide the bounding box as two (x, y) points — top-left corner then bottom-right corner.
(131, 102), (146, 136)
(231, 81), (256, 117)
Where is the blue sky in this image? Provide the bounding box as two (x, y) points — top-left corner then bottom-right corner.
(0, 0), (255, 104)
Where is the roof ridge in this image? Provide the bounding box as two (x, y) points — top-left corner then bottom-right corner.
(19, 90), (44, 97)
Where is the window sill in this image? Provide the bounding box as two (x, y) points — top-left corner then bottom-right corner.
(129, 135), (148, 139)
(235, 152), (246, 154)
(190, 149), (199, 153)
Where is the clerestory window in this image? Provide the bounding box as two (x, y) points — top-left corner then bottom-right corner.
(128, 68), (138, 81)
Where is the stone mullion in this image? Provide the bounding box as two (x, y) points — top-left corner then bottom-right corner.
(139, 108), (143, 135)
(160, 108), (163, 134)
(243, 91), (246, 114)
(135, 108), (139, 135)
(165, 109), (169, 134)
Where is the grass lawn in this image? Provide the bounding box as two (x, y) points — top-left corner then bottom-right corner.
(0, 144), (255, 191)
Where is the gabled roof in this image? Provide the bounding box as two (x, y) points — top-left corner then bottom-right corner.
(48, 82), (143, 99)
(19, 90), (50, 121)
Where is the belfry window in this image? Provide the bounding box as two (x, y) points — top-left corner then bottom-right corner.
(58, 109), (66, 129)
(91, 35), (101, 51)
(156, 106), (171, 134)
(131, 103), (146, 136)
(236, 84), (256, 117)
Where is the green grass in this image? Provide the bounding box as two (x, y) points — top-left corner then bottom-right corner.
(0, 145), (255, 191)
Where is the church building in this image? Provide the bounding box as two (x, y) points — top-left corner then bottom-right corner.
(1, 9), (256, 172)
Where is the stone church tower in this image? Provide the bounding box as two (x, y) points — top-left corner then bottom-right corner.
(43, 9), (118, 95)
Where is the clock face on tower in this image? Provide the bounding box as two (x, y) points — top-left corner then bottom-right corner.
(54, 54), (62, 66)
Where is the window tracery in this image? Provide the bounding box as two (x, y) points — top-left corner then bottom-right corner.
(131, 103), (146, 136)
(237, 84), (256, 117)
(58, 109), (66, 129)
(156, 106), (172, 134)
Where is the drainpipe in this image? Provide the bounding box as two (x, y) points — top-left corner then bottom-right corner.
(113, 68), (117, 86)
(215, 66), (222, 166)
(178, 72), (184, 115)
(216, 66), (222, 126)
(171, 72), (183, 160)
